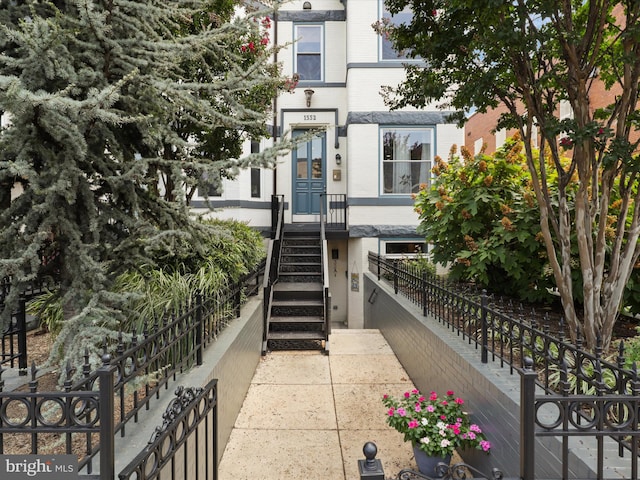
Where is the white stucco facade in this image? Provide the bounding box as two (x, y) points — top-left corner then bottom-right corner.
(195, 0), (464, 327)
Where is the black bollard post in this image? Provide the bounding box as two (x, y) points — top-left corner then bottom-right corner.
(358, 442), (385, 480)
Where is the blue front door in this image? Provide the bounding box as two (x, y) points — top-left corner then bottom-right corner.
(293, 130), (325, 215)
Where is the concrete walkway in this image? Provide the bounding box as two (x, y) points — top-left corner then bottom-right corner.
(218, 329), (418, 480)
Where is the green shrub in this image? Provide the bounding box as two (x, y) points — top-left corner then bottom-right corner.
(414, 136), (554, 303)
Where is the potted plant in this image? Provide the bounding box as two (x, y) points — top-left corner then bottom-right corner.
(382, 389), (491, 476)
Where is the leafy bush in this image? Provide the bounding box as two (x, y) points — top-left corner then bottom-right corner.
(414, 137), (554, 303)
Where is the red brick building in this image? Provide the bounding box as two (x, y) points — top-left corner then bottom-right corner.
(465, 5), (634, 155)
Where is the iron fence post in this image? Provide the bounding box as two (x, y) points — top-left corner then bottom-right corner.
(196, 294), (203, 366)
(422, 271), (427, 317)
(234, 281), (241, 318)
(481, 290), (488, 364)
(393, 260), (398, 294)
(99, 354), (116, 480)
(17, 296), (27, 375)
(520, 357), (536, 480)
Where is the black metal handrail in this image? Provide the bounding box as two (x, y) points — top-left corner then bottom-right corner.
(319, 195), (331, 353)
(262, 195), (285, 354)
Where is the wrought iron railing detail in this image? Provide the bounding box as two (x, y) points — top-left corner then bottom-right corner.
(367, 252), (637, 397)
(322, 193), (347, 230)
(368, 251), (640, 478)
(0, 261), (263, 479)
(119, 380), (217, 480)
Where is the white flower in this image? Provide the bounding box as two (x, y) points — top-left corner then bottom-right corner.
(420, 418), (429, 426)
(436, 421), (446, 429)
(420, 437), (430, 444)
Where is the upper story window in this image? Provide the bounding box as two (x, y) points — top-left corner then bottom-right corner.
(294, 24), (323, 81)
(381, 128), (433, 195)
(380, 0), (413, 60)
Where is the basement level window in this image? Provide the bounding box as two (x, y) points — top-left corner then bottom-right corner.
(384, 241), (427, 257)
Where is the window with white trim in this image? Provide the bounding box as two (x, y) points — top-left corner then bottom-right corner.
(381, 128), (433, 194)
(380, 0), (413, 60)
(294, 25), (323, 81)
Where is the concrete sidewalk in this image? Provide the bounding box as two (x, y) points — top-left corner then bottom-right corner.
(218, 329), (419, 480)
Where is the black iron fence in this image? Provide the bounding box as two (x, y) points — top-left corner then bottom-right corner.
(321, 193), (347, 230)
(0, 263), (263, 480)
(119, 381), (218, 480)
(368, 251), (640, 479)
(1, 277), (54, 373)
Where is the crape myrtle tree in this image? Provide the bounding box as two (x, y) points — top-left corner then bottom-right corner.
(379, 0), (640, 351)
(0, 0), (293, 343)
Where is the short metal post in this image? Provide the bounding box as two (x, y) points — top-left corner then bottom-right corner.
(521, 357), (536, 480)
(358, 442), (384, 480)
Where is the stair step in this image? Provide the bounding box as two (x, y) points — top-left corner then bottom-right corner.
(267, 331), (326, 341)
(272, 299), (323, 307)
(279, 273), (322, 283)
(270, 315), (324, 323)
(280, 253), (321, 263)
(274, 282), (324, 292)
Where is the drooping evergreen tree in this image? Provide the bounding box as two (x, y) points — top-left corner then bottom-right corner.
(0, 1), (289, 336)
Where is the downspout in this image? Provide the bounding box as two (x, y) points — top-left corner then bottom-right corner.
(272, 8), (278, 196)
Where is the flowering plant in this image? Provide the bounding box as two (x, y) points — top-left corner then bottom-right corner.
(382, 389), (491, 458)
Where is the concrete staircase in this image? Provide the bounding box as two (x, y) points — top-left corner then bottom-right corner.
(264, 231), (328, 353)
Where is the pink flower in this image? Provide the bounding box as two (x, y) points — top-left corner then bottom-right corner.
(446, 390), (454, 396)
(388, 408), (395, 416)
(426, 405), (435, 413)
(397, 408), (406, 417)
(383, 394), (388, 399)
(481, 440), (491, 452)
(419, 396), (425, 402)
(441, 401), (448, 406)
(430, 392), (437, 401)
(559, 137), (573, 149)
(440, 415), (446, 420)
(468, 432), (476, 440)
(260, 37), (269, 45)
(455, 398), (464, 405)
(412, 389), (419, 394)
(404, 391), (411, 398)
(415, 404), (422, 412)
(470, 424), (482, 433)
(408, 420), (419, 429)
